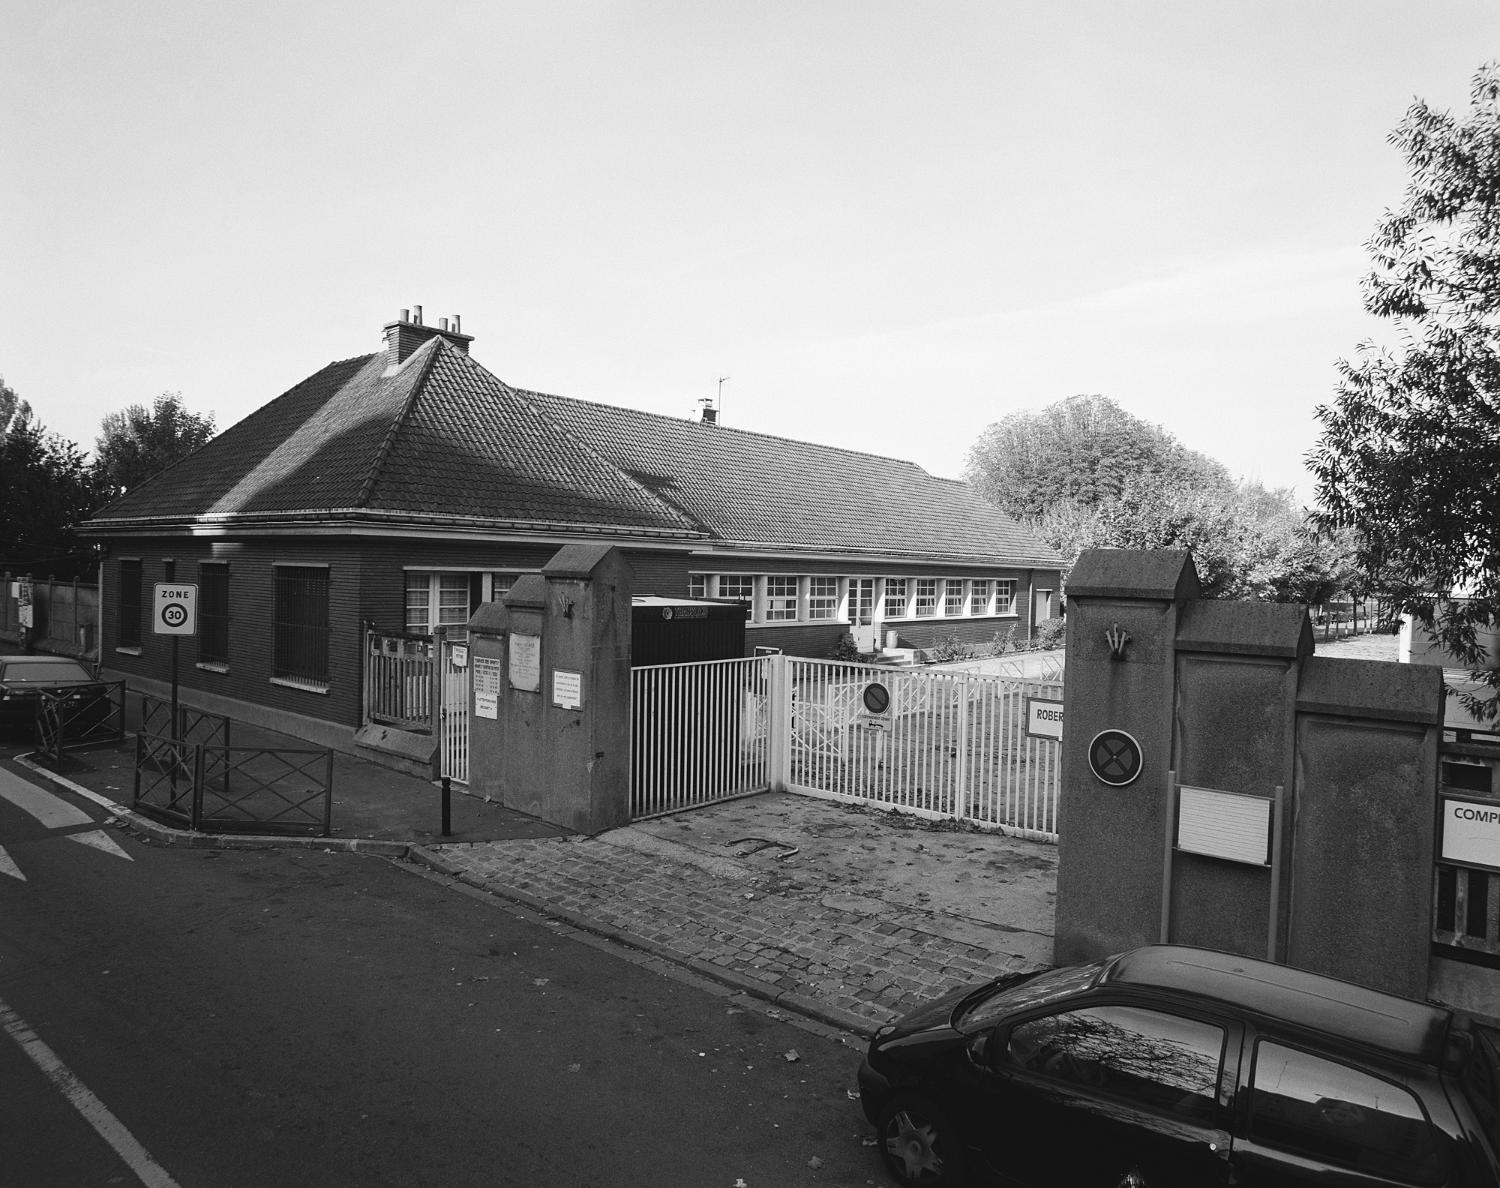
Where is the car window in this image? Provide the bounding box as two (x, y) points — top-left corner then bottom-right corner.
(959, 960), (1106, 1028)
(1004, 1005), (1225, 1118)
(1249, 1040), (1446, 1185)
(2, 661), (94, 684)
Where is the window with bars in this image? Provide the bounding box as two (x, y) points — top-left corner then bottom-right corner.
(118, 561), (142, 648)
(717, 575), (754, 605)
(970, 580), (992, 616)
(884, 578), (909, 618)
(915, 579), (938, 616)
(765, 576), (798, 621)
(996, 579), (1018, 614)
(199, 563), (229, 665)
(273, 566), (330, 688)
(807, 577), (838, 620)
(945, 580), (965, 617)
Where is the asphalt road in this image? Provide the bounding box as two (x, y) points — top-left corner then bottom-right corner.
(0, 749), (889, 1188)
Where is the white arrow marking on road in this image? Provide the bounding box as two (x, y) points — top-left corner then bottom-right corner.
(0, 767), (133, 872)
(0, 845), (24, 881)
(66, 829), (132, 859)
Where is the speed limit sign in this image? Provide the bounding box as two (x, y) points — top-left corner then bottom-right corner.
(154, 583), (199, 635)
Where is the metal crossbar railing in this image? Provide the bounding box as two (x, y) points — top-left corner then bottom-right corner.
(33, 682), (126, 762)
(132, 731), (333, 836)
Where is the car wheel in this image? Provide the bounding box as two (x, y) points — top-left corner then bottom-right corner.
(876, 1095), (966, 1186)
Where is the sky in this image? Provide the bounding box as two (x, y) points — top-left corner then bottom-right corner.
(5, 1), (1499, 503)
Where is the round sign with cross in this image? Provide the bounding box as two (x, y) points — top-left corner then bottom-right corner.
(1088, 728), (1143, 787)
(862, 681), (891, 715)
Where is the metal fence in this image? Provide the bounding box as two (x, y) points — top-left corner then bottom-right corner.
(33, 682), (126, 761)
(631, 656), (772, 818)
(782, 658), (1062, 841)
(440, 637), (469, 783)
(363, 629), (435, 733)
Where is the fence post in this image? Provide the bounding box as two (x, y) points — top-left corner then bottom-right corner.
(953, 678), (971, 823)
(322, 750), (334, 837)
(191, 744), (205, 830)
(431, 626), (446, 740)
(767, 653), (792, 791)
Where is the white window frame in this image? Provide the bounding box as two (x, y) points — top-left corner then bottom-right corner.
(943, 579), (966, 617)
(764, 576), (798, 622)
(807, 576), (838, 621)
(915, 578), (938, 617)
(970, 579), (993, 616)
(884, 577), (910, 620)
(996, 578), (1018, 616)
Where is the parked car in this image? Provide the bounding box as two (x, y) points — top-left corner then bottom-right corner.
(0, 655), (112, 737)
(858, 944), (1500, 1187)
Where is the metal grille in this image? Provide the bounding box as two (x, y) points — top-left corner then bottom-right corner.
(119, 561), (142, 647)
(440, 638), (470, 783)
(273, 567), (330, 687)
(363, 629), (434, 731)
(199, 562), (229, 664)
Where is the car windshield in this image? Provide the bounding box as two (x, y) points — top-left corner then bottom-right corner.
(958, 959), (1107, 1029)
(2, 661), (94, 684)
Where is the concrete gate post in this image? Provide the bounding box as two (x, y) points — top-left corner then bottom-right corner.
(466, 545), (633, 833)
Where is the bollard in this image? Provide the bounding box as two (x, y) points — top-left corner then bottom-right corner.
(441, 776), (452, 837)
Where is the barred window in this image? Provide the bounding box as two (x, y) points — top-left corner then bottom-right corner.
(765, 576), (798, 621)
(118, 560), (142, 648)
(688, 575), (707, 599)
(199, 563), (230, 665)
(808, 577), (838, 620)
(884, 578), (908, 618)
(273, 566), (330, 689)
(945, 580), (965, 617)
(996, 579), (1018, 615)
(970, 580), (992, 616)
(717, 575), (753, 604)
(915, 579), (938, 617)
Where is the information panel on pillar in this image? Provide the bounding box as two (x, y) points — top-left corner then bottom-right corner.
(1177, 785), (1273, 866)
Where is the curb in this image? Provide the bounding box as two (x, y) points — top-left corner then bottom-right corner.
(14, 754), (411, 858)
(405, 844), (880, 1040)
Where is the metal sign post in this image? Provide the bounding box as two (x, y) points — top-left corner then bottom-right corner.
(154, 584), (199, 756)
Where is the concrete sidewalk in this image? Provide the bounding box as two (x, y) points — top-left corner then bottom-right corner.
(18, 715), (1058, 1038)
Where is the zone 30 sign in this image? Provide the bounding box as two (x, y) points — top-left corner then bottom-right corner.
(154, 583), (199, 636)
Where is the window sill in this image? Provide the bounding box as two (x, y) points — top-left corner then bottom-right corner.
(196, 662), (230, 674)
(115, 646), (142, 656)
(270, 676), (330, 696)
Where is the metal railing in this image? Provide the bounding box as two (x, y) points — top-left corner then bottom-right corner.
(782, 657), (1062, 841)
(631, 656), (772, 818)
(1434, 866), (1500, 962)
(134, 731), (334, 836)
(33, 682), (126, 761)
(363, 629), (435, 733)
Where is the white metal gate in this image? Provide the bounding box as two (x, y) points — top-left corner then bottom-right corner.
(440, 638), (470, 783)
(781, 657), (1061, 841)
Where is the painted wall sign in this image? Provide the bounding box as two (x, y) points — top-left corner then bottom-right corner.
(1088, 729), (1143, 786)
(1177, 785), (1273, 866)
(472, 656), (501, 720)
(661, 605), (709, 619)
(509, 633), (541, 692)
(153, 582), (198, 635)
(552, 669), (583, 710)
(1440, 796), (1500, 872)
(1026, 696), (1064, 741)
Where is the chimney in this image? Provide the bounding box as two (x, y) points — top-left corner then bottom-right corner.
(383, 305), (475, 365)
(697, 397), (718, 425)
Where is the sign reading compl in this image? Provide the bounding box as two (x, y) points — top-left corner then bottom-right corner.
(1441, 796), (1500, 872)
(153, 583), (198, 635)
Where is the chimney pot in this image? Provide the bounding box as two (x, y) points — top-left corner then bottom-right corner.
(413, 304), (423, 325)
(440, 317), (449, 331)
(453, 314), (461, 333)
(400, 308), (410, 323)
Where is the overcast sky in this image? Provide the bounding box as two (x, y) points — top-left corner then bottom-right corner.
(6, 2), (1498, 502)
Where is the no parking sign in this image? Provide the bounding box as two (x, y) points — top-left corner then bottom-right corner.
(154, 583), (198, 636)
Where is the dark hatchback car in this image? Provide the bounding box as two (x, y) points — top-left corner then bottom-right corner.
(859, 945), (1500, 1187)
(0, 655), (112, 736)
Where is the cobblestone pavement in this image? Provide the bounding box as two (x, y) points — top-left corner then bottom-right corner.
(416, 793), (1057, 1037)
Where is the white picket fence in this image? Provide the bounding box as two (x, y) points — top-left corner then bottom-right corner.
(628, 654), (1061, 841)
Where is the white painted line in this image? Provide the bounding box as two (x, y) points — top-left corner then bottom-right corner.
(0, 767), (94, 829)
(0, 844), (24, 881)
(65, 829), (132, 860)
(0, 994), (181, 1188)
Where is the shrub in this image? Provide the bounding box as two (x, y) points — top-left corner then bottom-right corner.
(831, 632), (863, 662)
(926, 634), (973, 663)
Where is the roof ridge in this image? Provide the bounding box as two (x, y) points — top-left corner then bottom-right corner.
(356, 339), (441, 507)
(517, 388), (931, 473)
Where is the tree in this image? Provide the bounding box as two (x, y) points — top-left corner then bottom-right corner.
(94, 391), (215, 499)
(1310, 63), (1500, 722)
(0, 381), (101, 573)
(964, 394), (1227, 522)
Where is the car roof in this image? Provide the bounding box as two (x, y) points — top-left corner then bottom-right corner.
(1, 655), (91, 669)
(1099, 946), (1452, 1066)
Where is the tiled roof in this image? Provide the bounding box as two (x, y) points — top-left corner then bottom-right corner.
(520, 391), (1064, 567)
(86, 335), (1063, 568)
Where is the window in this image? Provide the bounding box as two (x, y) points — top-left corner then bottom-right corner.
(118, 560), (142, 649)
(717, 575), (753, 604)
(808, 578), (838, 620)
(1249, 1042), (1444, 1183)
(688, 575), (707, 599)
(945, 580), (965, 617)
(199, 563), (229, 666)
(915, 579), (938, 617)
(884, 578), (909, 618)
(490, 573), (518, 602)
(996, 579), (1017, 615)
(273, 566), (330, 689)
(970, 580), (992, 616)
(1006, 1005), (1225, 1118)
(405, 572), (476, 634)
(404, 572), (431, 632)
(765, 577), (798, 621)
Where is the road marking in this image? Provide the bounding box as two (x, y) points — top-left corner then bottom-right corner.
(0, 766), (133, 879)
(0, 994), (182, 1188)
